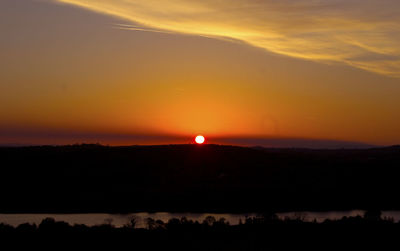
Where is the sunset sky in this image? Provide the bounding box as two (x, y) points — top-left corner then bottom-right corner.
(1, 0), (400, 147)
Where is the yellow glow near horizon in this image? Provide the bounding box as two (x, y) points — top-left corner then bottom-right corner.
(1, 0), (400, 147)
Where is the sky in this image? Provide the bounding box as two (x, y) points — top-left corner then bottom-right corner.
(1, 0), (400, 148)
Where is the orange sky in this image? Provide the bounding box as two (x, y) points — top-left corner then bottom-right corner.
(0, 0), (400, 147)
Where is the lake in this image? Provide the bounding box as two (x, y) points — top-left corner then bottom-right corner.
(0, 211), (399, 228)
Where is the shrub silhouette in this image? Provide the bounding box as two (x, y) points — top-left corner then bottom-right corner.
(364, 210), (382, 221)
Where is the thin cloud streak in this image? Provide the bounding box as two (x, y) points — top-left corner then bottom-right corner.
(56, 0), (400, 77)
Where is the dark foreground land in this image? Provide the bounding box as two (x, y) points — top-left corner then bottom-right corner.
(0, 144), (400, 213)
(1, 213), (400, 249)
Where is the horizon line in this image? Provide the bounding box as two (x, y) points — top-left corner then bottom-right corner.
(0, 142), (390, 151)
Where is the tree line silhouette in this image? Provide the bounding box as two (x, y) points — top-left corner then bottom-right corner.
(1, 211), (399, 249)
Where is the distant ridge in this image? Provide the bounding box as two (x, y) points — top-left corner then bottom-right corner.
(0, 128), (379, 149)
(1, 144), (400, 213)
(0, 139), (379, 149)
(215, 138), (377, 149)
(0, 142), (380, 150)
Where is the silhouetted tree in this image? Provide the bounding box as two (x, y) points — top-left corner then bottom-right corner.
(124, 216), (137, 229)
(203, 216), (216, 227)
(39, 218), (70, 232)
(364, 210), (382, 221)
(146, 218), (165, 230)
(16, 223), (37, 233)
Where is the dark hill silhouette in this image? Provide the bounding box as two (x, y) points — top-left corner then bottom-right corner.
(0, 144), (399, 213)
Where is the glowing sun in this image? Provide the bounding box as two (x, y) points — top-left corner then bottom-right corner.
(195, 135), (205, 144)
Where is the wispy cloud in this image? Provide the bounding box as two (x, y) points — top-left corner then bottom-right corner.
(56, 0), (400, 77)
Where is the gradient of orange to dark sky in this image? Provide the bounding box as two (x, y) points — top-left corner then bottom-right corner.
(1, 0), (400, 147)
